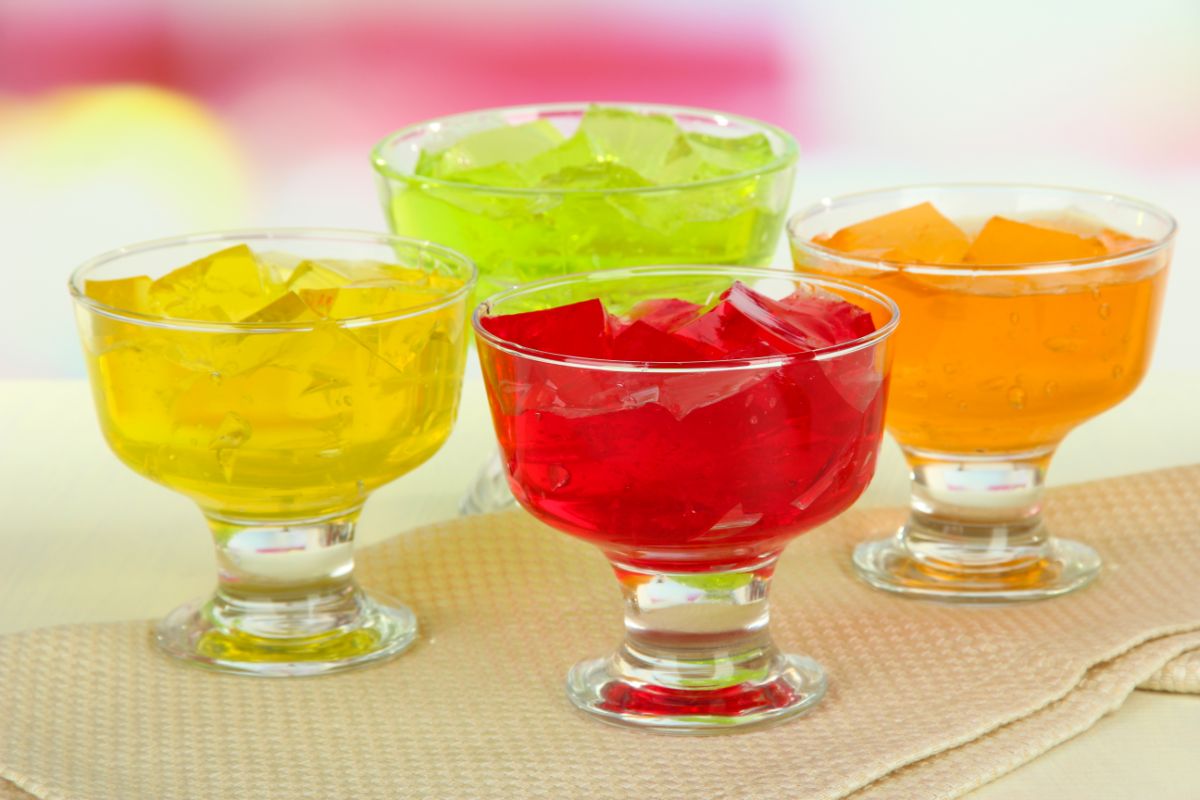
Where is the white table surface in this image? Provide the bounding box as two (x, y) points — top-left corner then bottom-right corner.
(1, 368), (1198, 799)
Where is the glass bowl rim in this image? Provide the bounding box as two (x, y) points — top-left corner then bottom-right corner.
(371, 101), (799, 197)
(787, 182), (1178, 276)
(68, 227), (478, 333)
(472, 264), (900, 373)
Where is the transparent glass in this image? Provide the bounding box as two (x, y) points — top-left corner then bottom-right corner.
(373, 102), (798, 513)
(789, 184), (1174, 601)
(474, 265), (898, 733)
(70, 230), (476, 675)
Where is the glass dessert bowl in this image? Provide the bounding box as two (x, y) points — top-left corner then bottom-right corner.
(70, 230), (475, 675)
(790, 184), (1174, 601)
(474, 265), (898, 732)
(373, 103), (798, 513)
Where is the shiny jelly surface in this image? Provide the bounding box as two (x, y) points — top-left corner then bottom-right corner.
(386, 106), (793, 300)
(800, 204), (1167, 453)
(478, 282), (886, 571)
(78, 247), (468, 520)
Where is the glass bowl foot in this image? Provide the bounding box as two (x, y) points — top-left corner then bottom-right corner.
(853, 534), (1101, 602)
(566, 653), (826, 734)
(154, 588), (417, 677)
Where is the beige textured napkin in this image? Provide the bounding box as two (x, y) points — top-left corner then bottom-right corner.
(2, 465), (1198, 800)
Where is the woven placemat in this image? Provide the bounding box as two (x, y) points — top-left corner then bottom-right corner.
(2, 465), (1198, 800)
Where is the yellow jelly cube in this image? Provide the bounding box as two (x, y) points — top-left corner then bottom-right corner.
(257, 250), (305, 272)
(299, 286), (445, 320)
(240, 291), (323, 323)
(150, 245), (278, 322)
(287, 258), (434, 290)
(84, 275), (156, 315)
(364, 264), (437, 288)
(340, 261), (432, 288)
(255, 251), (306, 289)
(425, 273), (465, 294)
(286, 260), (352, 291)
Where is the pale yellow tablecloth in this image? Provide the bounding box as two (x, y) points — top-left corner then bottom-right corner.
(1, 375), (1199, 799)
(1, 466), (1199, 800)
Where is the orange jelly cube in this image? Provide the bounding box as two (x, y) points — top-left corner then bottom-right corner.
(820, 202), (971, 264)
(1097, 227), (1153, 255)
(965, 217), (1106, 265)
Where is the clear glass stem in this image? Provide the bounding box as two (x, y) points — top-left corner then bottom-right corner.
(852, 447), (1101, 601)
(460, 449), (516, 515)
(207, 510), (362, 639)
(155, 509), (417, 676)
(616, 562), (775, 688)
(565, 560), (825, 733)
(904, 447), (1052, 572)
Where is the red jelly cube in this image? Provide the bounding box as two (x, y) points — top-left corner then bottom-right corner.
(674, 282), (874, 358)
(627, 298), (705, 332)
(611, 319), (721, 362)
(480, 298), (612, 359)
(607, 311), (631, 338)
(726, 283), (833, 351)
(477, 281), (890, 573)
(673, 291), (789, 358)
(773, 286), (877, 345)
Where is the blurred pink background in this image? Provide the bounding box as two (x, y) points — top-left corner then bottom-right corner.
(3, 0), (1199, 376)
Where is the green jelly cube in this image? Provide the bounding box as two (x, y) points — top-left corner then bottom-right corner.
(437, 161), (530, 189)
(522, 133), (599, 184)
(424, 119), (564, 181)
(683, 131), (776, 175)
(576, 105), (682, 178)
(538, 162), (654, 190)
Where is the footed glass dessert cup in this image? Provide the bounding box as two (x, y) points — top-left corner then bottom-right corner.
(373, 102), (798, 514)
(789, 185), (1175, 602)
(70, 230), (475, 676)
(474, 265), (898, 733)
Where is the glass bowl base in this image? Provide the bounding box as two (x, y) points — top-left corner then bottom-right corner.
(154, 588), (417, 677)
(460, 450), (517, 515)
(853, 535), (1101, 602)
(565, 653), (826, 735)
